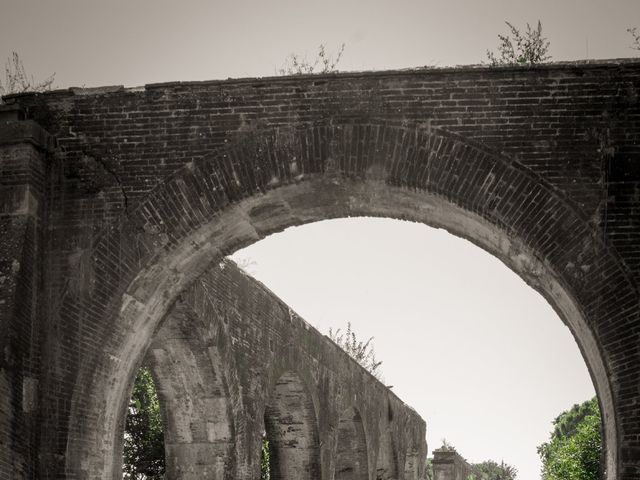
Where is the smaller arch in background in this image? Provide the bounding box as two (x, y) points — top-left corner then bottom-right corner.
(264, 371), (321, 480)
(145, 301), (236, 479)
(334, 406), (369, 480)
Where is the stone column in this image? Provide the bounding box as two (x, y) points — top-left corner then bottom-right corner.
(432, 448), (474, 480)
(0, 105), (54, 479)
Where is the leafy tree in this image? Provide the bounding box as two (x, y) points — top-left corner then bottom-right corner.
(328, 322), (383, 379)
(278, 43), (345, 75)
(628, 27), (640, 51)
(486, 21), (551, 66)
(0, 52), (55, 99)
(537, 397), (602, 480)
(472, 460), (518, 480)
(425, 457), (434, 480)
(261, 435), (271, 480)
(123, 367), (165, 480)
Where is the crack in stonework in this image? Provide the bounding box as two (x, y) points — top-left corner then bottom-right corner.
(95, 155), (129, 216)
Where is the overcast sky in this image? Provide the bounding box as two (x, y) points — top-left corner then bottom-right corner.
(3, 1), (638, 478)
(1, 0), (639, 88)
(232, 219), (596, 479)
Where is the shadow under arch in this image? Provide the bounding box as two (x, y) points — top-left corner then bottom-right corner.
(144, 299), (236, 479)
(335, 407), (369, 480)
(50, 122), (634, 479)
(263, 371), (321, 480)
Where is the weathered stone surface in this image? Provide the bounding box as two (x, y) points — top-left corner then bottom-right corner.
(144, 261), (425, 480)
(0, 123), (49, 479)
(0, 60), (639, 478)
(432, 449), (474, 480)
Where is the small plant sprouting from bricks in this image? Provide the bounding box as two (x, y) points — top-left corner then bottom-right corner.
(486, 21), (551, 66)
(0, 52), (55, 100)
(328, 322), (383, 380)
(232, 256), (258, 275)
(278, 43), (345, 75)
(628, 27), (640, 51)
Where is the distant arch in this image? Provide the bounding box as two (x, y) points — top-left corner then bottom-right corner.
(335, 407), (369, 480)
(264, 371), (321, 480)
(144, 300), (236, 479)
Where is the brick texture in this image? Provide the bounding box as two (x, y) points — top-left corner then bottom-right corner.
(0, 60), (639, 479)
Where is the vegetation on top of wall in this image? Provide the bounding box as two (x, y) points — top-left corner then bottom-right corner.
(278, 43), (345, 75)
(328, 321), (383, 380)
(628, 27), (640, 51)
(0, 52), (55, 100)
(486, 21), (551, 66)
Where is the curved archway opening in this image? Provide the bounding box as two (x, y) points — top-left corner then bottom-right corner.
(263, 371), (321, 480)
(334, 407), (369, 480)
(66, 172), (621, 480)
(134, 300), (236, 479)
(122, 366), (165, 480)
(231, 216), (603, 480)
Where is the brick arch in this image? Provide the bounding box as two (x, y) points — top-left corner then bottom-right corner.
(48, 121), (638, 479)
(335, 407), (369, 480)
(263, 371), (322, 480)
(144, 299), (236, 479)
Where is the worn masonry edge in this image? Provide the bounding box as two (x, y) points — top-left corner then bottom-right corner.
(2, 57), (640, 102)
(224, 258), (420, 415)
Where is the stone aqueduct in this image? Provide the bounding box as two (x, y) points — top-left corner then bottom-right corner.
(0, 60), (639, 479)
(148, 261), (426, 479)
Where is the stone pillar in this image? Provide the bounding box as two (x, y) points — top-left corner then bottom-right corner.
(0, 105), (54, 479)
(432, 449), (474, 480)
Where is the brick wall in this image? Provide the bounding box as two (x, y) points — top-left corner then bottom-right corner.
(0, 60), (638, 478)
(0, 116), (53, 479)
(145, 260), (426, 479)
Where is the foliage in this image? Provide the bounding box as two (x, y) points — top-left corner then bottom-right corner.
(425, 457), (433, 480)
(261, 435), (271, 480)
(278, 43), (345, 75)
(537, 397), (602, 480)
(628, 27), (640, 51)
(437, 438), (456, 452)
(123, 367), (165, 480)
(0, 52), (55, 99)
(328, 321), (383, 379)
(486, 21), (551, 66)
(232, 256), (258, 275)
(471, 460), (518, 480)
